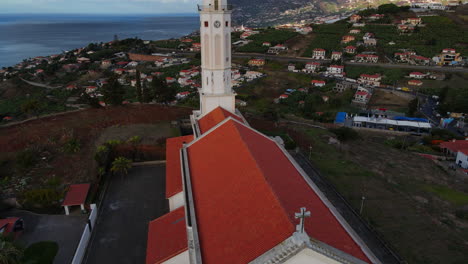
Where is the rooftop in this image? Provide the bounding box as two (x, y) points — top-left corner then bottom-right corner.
(166, 135), (194, 199)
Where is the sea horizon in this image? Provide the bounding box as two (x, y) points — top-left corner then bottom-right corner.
(0, 14), (199, 68)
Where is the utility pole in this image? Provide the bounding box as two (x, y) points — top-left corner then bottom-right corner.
(309, 145), (312, 160)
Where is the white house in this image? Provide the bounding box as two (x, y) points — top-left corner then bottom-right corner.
(326, 65), (345, 77)
(312, 48), (326, 60)
(456, 149), (468, 169)
(304, 62), (320, 73)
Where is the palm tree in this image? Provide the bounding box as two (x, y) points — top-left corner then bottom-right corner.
(110, 157), (132, 180)
(0, 238), (23, 264)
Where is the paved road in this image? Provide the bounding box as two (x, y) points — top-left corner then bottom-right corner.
(83, 165), (168, 264)
(291, 152), (404, 264)
(0, 209), (86, 264)
(155, 47), (468, 73)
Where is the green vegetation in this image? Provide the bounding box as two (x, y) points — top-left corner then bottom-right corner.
(23, 241), (58, 264)
(102, 75), (126, 105)
(111, 157), (132, 179)
(303, 23), (349, 57)
(0, 236), (23, 264)
(423, 185), (468, 206)
(152, 39), (181, 49)
(346, 65), (407, 85)
(237, 29), (298, 53)
(329, 127), (359, 142)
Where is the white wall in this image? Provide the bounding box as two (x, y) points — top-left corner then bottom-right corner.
(71, 204), (98, 264)
(169, 192), (185, 211)
(163, 250), (190, 264)
(283, 248), (342, 264)
(456, 151), (468, 169)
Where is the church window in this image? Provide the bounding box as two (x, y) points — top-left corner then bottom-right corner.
(204, 21), (208, 27)
(225, 21), (229, 27)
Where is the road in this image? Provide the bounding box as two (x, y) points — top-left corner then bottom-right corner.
(155, 48), (468, 73)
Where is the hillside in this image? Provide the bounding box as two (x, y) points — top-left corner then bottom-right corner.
(230, 0), (391, 26)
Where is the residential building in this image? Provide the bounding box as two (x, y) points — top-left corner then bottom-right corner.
(312, 48), (326, 60)
(355, 54), (379, 63)
(368, 14), (385, 20)
(408, 80), (423, 86)
(176, 91), (190, 100)
(326, 65), (345, 77)
(409, 72), (426, 79)
(353, 86), (372, 104)
(334, 80), (358, 93)
(248, 59), (265, 67)
(311, 80), (326, 87)
(342, 35), (355, 44)
(349, 14), (362, 23)
(349, 29), (361, 34)
(331, 51), (342, 61)
(304, 62), (320, 73)
(262, 42), (271, 47)
(358, 74), (381, 87)
(437, 48), (463, 66)
(345, 46), (356, 54)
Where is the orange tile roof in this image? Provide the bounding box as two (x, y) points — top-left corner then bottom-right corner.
(62, 184), (90, 206)
(166, 135), (194, 198)
(197, 107), (244, 134)
(146, 207), (187, 264)
(187, 119), (370, 263)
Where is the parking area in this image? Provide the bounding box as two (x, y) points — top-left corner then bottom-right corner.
(0, 209), (87, 264)
(83, 164), (168, 264)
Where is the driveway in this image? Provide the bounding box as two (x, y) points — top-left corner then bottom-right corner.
(83, 164), (168, 264)
(0, 209), (86, 264)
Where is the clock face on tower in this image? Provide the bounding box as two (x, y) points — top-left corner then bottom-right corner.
(214, 21), (221, 28)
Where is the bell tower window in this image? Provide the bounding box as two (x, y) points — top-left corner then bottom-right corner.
(225, 21), (229, 27)
(204, 21), (209, 27)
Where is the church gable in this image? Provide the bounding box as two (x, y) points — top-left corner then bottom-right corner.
(197, 106), (244, 134)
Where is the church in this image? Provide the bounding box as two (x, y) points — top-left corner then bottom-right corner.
(146, 0), (381, 263)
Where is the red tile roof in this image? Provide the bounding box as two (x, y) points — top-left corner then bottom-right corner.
(146, 207), (187, 264)
(62, 184), (90, 206)
(440, 140), (468, 153)
(460, 148), (468, 156)
(197, 107), (243, 134)
(186, 119), (370, 263)
(166, 135), (194, 199)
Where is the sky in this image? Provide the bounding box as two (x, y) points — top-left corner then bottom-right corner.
(0, 0), (201, 14)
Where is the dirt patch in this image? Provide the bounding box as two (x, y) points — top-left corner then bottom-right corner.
(368, 90), (411, 111)
(284, 33), (316, 57)
(0, 105), (192, 196)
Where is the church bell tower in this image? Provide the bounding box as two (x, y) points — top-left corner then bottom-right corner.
(198, 0), (235, 115)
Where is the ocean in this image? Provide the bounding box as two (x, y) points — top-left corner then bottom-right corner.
(0, 14), (199, 68)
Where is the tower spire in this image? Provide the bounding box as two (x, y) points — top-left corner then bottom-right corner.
(198, 0), (235, 115)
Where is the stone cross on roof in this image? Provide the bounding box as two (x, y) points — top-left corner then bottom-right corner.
(295, 207), (311, 234)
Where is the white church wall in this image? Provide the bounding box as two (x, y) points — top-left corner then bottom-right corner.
(283, 248), (342, 264)
(162, 250), (189, 264)
(201, 94), (235, 114)
(169, 192), (185, 211)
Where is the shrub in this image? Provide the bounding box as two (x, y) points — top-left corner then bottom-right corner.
(23, 241), (58, 264)
(22, 189), (62, 207)
(63, 138), (81, 154)
(329, 127), (359, 142)
(16, 149), (39, 170)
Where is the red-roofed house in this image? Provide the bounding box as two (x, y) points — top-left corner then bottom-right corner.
(342, 35), (355, 44)
(331, 51), (343, 61)
(327, 65), (345, 76)
(166, 77), (176, 84)
(146, 207), (188, 264)
(345, 46), (357, 54)
(359, 74), (381, 87)
(408, 80), (423, 86)
(279, 94), (289, 100)
(311, 80), (326, 87)
(441, 140), (468, 156)
(304, 62), (320, 73)
(354, 87), (372, 104)
(312, 48), (326, 60)
(409, 72), (426, 79)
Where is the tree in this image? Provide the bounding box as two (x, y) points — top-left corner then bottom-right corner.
(378, 4), (400, 14)
(0, 237), (23, 264)
(102, 75), (125, 105)
(142, 82), (152, 103)
(135, 70), (142, 102)
(152, 77), (175, 104)
(407, 98), (419, 117)
(111, 157), (132, 180)
(20, 99), (43, 118)
(127, 136), (142, 161)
